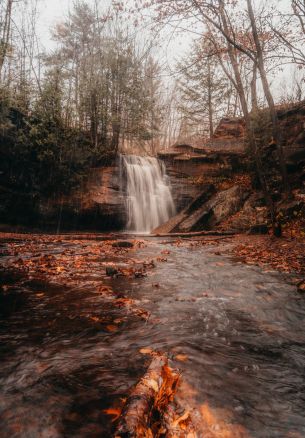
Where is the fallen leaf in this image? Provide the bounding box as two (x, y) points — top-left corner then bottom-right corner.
(139, 347), (153, 355)
(97, 285), (113, 294)
(175, 354), (188, 362)
(103, 408), (121, 422)
(114, 318), (124, 324)
(172, 411), (190, 427)
(105, 324), (118, 332)
(298, 281), (305, 292)
(90, 316), (101, 323)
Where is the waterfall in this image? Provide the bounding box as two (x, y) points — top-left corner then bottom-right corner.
(120, 155), (176, 233)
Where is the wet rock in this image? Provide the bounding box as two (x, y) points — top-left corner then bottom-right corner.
(297, 280), (305, 293)
(248, 224), (269, 235)
(112, 241), (134, 248)
(178, 185), (249, 232)
(33, 166), (126, 231)
(167, 169), (204, 212)
(134, 269), (147, 278)
(106, 266), (118, 276)
(153, 210), (186, 234)
(153, 185), (250, 233)
(153, 185), (215, 234)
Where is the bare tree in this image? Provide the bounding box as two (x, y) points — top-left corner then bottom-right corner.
(0, 0), (14, 79)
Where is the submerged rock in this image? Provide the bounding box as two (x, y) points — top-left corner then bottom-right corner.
(112, 241), (134, 248)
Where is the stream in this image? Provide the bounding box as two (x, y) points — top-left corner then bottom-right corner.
(1, 235), (305, 437)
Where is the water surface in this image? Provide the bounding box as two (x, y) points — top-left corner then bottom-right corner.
(0, 236), (304, 437)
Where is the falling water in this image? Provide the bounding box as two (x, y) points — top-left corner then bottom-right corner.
(120, 154), (176, 233)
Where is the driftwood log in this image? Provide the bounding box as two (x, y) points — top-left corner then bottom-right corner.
(115, 355), (180, 438)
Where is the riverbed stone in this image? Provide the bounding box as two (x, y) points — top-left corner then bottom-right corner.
(248, 223), (269, 234)
(112, 241), (134, 248)
(106, 266), (118, 276)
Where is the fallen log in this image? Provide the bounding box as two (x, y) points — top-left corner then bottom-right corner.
(0, 232), (117, 242)
(160, 235), (236, 246)
(149, 230), (238, 238)
(115, 355), (180, 437)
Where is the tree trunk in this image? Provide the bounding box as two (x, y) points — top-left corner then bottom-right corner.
(0, 0), (13, 79)
(207, 59), (214, 138)
(219, 3), (278, 235)
(246, 0), (289, 194)
(250, 62), (258, 112)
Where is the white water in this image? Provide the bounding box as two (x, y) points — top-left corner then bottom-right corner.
(120, 155), (176, 233)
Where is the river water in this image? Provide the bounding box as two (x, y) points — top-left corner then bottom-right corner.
(0, 235), (305, 437)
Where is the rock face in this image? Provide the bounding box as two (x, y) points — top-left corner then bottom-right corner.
(74, 166), (126, 230)
(153, 184), (216, 234)
(36, 166), (126, 231)
(159, 143), (247, 213)
(87, 167), (125, 224)
(167, 169), (205, 212)
(278, 101), (305, 147)
(213, 117), (245, 140)
(181, 185), (249, 231)
(153, 185), (249, 233)
(220, 192), (268, 232)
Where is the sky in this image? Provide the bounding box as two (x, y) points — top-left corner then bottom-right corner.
(38, 0), (79, 47)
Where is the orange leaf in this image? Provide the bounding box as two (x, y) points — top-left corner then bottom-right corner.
(105, 324), (118, 332)
(175, 354), (188, 362)
(103, 408), (121, 422)
(139, 347), (153, 355)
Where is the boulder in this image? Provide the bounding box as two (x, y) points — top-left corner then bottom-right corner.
(248, 224), (269, 234)
(278, 200), (304, 220)
(225, 193), (268, 232)
(106, 266), (118, 276)
(112, 241), (134, 248)
(213, 117), (245, 140)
